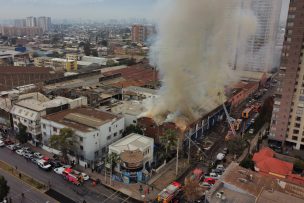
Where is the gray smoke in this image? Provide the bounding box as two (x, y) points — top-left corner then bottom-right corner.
(144, 0), (257, 127)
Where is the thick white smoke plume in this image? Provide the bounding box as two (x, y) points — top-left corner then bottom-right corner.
(144, 0), (257, 128)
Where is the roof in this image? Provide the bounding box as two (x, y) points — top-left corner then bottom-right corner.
(51, 58), (75, 62)
(252, 147), (275, 162)
(215, 162), (304, 200)
(123, 86), (157, 95)
(257, 189), (303, 203)
(253, 147), (293, 176)
(43, 107), (120, 132)
(120, 150), (144, 165)
(109, 133), (153, 153)
(0, 66), (53, 74)
(236, 70), (271, 81)
(111, 100), (146, 116)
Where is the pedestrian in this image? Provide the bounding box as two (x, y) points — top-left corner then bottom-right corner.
(19, 173), (22, 179)
(21, 193), (24, 198)
(9, 197), (12, 203)
(15, 165), (17, 170)
(91, 168), (94, 173)
(151, 185), (154, 191)
(147, 187), (150, 194)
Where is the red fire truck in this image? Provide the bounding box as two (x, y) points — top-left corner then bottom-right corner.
(157, 181), (181, 203)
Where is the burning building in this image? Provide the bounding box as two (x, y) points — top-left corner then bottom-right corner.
(138, 102), (231, 144)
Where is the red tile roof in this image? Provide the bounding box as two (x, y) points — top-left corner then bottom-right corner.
(252, 147), (275, 162)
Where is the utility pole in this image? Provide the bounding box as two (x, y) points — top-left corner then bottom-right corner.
(188, 139), (191, 164)
(176, 141), (179, 175)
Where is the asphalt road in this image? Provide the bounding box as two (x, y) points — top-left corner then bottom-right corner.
(0, 147), (129, 203)
(0, 168), (55, 203)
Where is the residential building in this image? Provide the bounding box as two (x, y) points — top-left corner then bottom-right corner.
(37, 16), (51, 32)
(11, 93), (87, 145)
(269, 0), (304, 150)
(66, 53), (81, 61)
(0, 26), (42, 36)
(51, 58), (78, 72)
(14, 19), (26, 28)
(41, 107), (124, 163)
(26, 16), (37, 27)
(131, 24), (156, 44)
(34, 57), (52, 68)
(108, 133), (154, 183)
(111, 100), (146, 127)
(205, 162), (304, 203)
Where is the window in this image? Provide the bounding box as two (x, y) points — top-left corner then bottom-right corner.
(107, 135), (111, 140)
(79, 137), (83, 142)
(302, 138), (304, 142)
(114, 132), (117, 137)
(53, 127), (57, 132)
(293, 129), (299, 134)
(295, 123), (300, 128)
(292, 136), (298, 141)
(95, 151), (99, 156)
(80, 145), (83, 150)
(43, 124), (46, 129)
(109, 127), (111, 132)
(133, 120), (137, 124)
(119, 130), (123, 135)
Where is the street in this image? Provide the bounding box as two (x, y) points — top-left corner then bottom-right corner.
(0, 168), (55, 203)
(0, 147), (130, 203)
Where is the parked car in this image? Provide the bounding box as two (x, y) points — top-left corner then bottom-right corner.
(34, 152), (44, 159)
(81, 173), (90, 181)
(204, 172), (221, 180)
(15, 149), (24, 156)
(0, 140), (4, 147)
(31, 157), (39, 164)
(216, 153), (225, 161)
(53, 165), (71, 175)
(216, 165), (225, 171)
(24, 153), (34, 159)
(249, 128), (254, 134)
(49, 160), (62, 168)
(6, 144), (16, 151)
(37, 159), (52, 171)
(222, 148), (228, 154)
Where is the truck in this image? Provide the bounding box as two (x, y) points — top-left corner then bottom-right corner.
(157, 182), (181, 203)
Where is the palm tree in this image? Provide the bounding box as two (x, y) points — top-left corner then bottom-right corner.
(49, 128), (78, 164)
(105, 153), (120, 171)
(160, 129), (178, 160)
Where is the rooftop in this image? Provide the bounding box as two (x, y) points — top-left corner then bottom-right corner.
(111, 100), (146, 117)
(209, 162), (304, 201)
(109, 133), (153, 152)
(123, 86), (157, 95)
(43, 107), (120, 132)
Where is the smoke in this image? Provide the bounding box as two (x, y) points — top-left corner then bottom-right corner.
(144, 0), (257, 127)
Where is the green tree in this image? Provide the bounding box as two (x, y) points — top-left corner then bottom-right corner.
(122, 124), (143, 137)
(0, 176), (10, 201)
(16, 123), (28, 144)
(240, 155), (254, 170)
(183, 177), (203, 202)
(91, 50), (98, 57)
(106, 59), (116, 67)
(294, 160), (304, 173)
(160, 129), (178, 160)
(49, 128), (78, 163)
(105, 153), (120, 171)
(227, 137), (247, 157)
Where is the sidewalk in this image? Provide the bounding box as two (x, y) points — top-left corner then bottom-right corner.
(81, 158), (190, 202)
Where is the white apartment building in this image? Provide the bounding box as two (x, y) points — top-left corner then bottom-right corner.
(41, 107), (124, 163)
(111, 100), (146, 127)
(11, 93), (87, 145)
(108, 133), (154, 171)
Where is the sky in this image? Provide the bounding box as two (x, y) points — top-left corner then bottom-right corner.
(0, 0), (156, 20)
(0, 0), (289, 22)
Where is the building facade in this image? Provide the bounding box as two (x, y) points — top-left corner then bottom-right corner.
(131, 25), (156, 44)
(269, 0), (304, 150)
(37, 17), (51, 32)
(26, 16), (37, 27)
(41, 107), (124, 163)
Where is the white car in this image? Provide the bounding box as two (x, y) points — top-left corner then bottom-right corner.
(6, 145), (15, 150)
(216, 153), (225, 161)
(53, 165), (71, 175)
(37, 159), (51, 171)
(15, 149), (24, 156)
(249, 128), (254, 134)
(34, 152), (44, 159)
(216, 164), (225, 171)
(81, 173), (89, 181)
(205, 172), (221, 180)
(0, 140), (4, 147)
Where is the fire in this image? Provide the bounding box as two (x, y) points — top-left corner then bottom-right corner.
(174, 117), (189, 132)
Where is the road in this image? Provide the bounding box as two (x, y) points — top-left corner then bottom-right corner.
(0, 168), (55, 203)
(0, 147), (130, 203)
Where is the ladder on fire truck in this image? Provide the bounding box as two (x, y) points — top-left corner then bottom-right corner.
(218, 91), (236, 137)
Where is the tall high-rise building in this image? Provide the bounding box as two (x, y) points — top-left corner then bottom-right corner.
(37, 16), (51, 32)
(14, 19), (26, 28)
(131, 24), (156, 44)
(234, 0), (282, 72)
(269, 0), (304, 150)
(26, 16), (37, 27)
